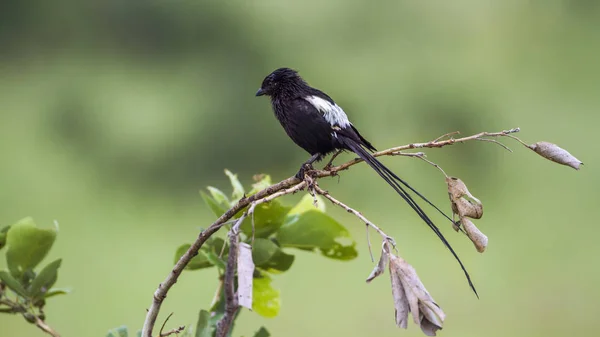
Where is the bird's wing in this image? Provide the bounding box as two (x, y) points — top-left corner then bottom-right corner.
(303, 95), (351, 129)
(347, 124), (377, 152)
(302, 93), (377, 152)
(283, 98), (339, 154)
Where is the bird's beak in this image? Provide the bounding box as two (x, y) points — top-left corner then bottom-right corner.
(255, 88), (265, 96)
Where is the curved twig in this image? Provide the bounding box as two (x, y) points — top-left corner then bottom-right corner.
(312, 127), (523, 178)
(475, 138), (513, 152)
(391, 152), (449, 178)
(35, 317), (60, 337)
(314, 185), (395, 247)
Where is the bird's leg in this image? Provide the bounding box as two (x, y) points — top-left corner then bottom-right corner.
(295, 153), (322, 179)
(323, 150), (343, 170)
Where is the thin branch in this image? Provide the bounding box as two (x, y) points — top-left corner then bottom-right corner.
(314, 185), (395, 247)
(158, 312), (184, 337)
(209, 277), (225, 310)
(158, 312), (173, 337)
(504, 133), (530, 147)
(0, 298), (20, 309)
(366, 224), (374, 262)
(255, 181), (307, 205)
(0, 298), (25, 314)
(160, 326), (185, 337)
(249, 203), (257, 246)
(475, 138), (513, 152)
(34, 316), (60, 337)
(0, 297), (59, 336)
(218, 240), (228, 259)
(215, 218), (243, 337)
(417, 155), (449, 178)
(323, 149), (343, 169)
(313, 127), (523, 177)
(141, 127), (526, 337)
(141, 177), (304, 337)
(431, 130), (460, 143)
(391, 152), (449, 178)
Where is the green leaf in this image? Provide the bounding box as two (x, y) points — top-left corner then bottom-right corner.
(251, 239), (278, 266)
(263, 249), (295, 273)
(251, 239), (294, 273)
(252, 275), (280, 318)
(0, 270), (29, 297)
(22, 269), (36, 287)
(106, 326), (128, 337)
(195, 309), (212, 337)
(276, 210), (357, 260)
(5, 217), (57, 277)
(207, 187), (230, 206)
(175, 244), (213, 270)
(205, 251), (226, 270)
(44, 287), (70, 298)
(29, 259), (62, 300)
(201, 186), (231, 218)
(0, 225), (10, 250)
(225, 169), (245, 201)
(136, 331), (142, 337)
(253, 327), (270, 337)
(205, 237), (228, 256)
(240, 200), (292, 238)
(200, 191), (229, 218)
(249, 175), (272, 195)
(288, 194), (326, 216)
(175, 236), (228, 272)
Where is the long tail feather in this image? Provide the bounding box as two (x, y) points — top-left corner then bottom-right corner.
(382, 166), (456, 224)
(341, 137), (478, 296)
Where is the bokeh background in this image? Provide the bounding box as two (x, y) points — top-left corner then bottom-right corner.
(1, 1), (598, 336)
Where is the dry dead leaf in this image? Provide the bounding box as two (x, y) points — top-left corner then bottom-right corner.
(446, 177), (480, 203)
(529, 141), (583, 170)
(461, 217), (488, 253)
(447, 177), (483, 219)
(366, 242), (390, 283)
(449, 201), (461, 232)
(237, 242), (254, 309)
(389, 258), (410, 329)
(418, 301), (445, 336)
(454, 197), (483, 219)
(388, 254), (445, 336)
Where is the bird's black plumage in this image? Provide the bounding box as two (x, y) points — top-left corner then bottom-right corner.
(256, 67), (477, 296)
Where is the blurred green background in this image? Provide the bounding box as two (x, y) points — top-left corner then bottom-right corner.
(1, 1), (598, 336)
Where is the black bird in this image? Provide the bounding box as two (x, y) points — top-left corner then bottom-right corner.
(256, 67), (476, 295)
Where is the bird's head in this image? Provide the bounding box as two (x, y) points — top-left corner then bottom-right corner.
(256, 68), (302, 97)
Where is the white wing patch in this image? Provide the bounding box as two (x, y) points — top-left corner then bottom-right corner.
(304, 95), (351, 128)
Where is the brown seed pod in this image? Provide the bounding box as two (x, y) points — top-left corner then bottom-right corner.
(460, 217), (488, 253)
(529, 141), (583, 170)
